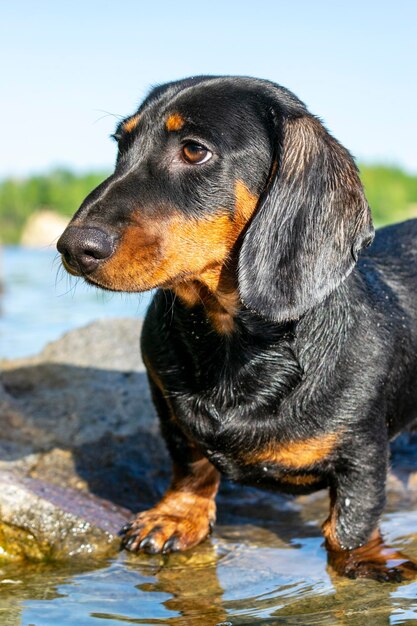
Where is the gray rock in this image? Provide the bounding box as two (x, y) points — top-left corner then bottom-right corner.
(33, 317), (146, 372)
(0, 470), (130, 560)
(0, 319), (168, 561)
(0, 319), (158, 449)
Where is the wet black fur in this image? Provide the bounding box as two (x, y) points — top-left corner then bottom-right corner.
(59, 76), (417, 552)
(143, 218), (417, 549)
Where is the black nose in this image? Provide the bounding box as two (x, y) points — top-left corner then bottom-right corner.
(57, 226), (116, 274)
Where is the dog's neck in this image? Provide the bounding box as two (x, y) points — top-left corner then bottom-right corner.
(169, 182), (260, 334)
(172, 263), (240, 335)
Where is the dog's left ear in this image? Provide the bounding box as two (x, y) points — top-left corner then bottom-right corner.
(238, 110), (374, 322)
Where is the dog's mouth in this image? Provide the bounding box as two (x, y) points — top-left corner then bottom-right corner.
(60, 255), (116, 290)
(61, 255), (224, 295)
(61, 254), (83, 277)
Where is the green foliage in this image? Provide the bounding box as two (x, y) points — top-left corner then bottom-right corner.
(359, 164), (417, 226)
(0, 165), (416, 244)
(0, 169), (108, 244)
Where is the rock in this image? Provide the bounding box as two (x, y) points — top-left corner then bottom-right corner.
(20, 210), (69, 248)
(0, 319), (168, 561)
(0, 471), (130, 560)
(0, 319), (158, 449)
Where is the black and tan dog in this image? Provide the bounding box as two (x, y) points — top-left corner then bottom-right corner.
(57, 76), (417, 581)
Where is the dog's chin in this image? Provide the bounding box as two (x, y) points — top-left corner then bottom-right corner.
(82, 272), (152, 294)
(84, 277), (123, 292)
(83, 268), (204, 294)
(64, 261), (208, 294)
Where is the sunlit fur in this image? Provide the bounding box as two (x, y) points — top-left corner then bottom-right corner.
(58, 76), (417, 581)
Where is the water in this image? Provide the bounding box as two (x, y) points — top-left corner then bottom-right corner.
(1, 247), (417, 624)
(0, 246), (152, 359)
(2, 519), (417, 625)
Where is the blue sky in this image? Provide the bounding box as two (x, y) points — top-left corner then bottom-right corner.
(1, 0), (416, 177)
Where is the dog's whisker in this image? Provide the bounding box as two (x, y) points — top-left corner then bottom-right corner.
(93, 110), (125, 125)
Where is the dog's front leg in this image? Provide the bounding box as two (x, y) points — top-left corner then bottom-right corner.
(323, 441), (417, 582)
(120, 381), (220, 554)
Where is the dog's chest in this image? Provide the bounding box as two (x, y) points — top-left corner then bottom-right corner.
(169, 378), (328, 490)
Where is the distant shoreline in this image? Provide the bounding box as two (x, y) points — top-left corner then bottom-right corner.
(1, 165), (417, 245)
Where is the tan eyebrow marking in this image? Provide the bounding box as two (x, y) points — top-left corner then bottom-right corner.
(123, 114), (141, 133)
(166, 112), (185, 132)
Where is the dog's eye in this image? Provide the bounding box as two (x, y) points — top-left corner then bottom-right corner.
(181, 142), (212, 165)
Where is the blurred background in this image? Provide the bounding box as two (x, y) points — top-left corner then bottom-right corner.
(1, 0), (417, 357)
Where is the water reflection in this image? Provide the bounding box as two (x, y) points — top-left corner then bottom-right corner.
(3, 515), (415, 626)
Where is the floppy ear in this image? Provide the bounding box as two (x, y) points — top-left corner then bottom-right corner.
(238, 111), (374, 322)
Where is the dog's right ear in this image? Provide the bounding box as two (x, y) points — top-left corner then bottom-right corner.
(238, 102), (373, 323)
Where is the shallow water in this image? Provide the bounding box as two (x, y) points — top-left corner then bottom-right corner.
(2, 247), (417, 624)
(0, 246), (151, 358)
(1, 495), (417, 625)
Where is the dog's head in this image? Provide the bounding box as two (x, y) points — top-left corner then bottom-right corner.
(58, 76), (373, 323)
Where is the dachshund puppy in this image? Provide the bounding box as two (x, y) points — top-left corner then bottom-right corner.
(57, 76), (417, 581)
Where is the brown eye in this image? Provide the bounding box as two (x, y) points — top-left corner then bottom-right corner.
(181, 142), (212, 164)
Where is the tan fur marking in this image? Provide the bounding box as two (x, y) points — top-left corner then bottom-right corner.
(179, 180), (257, 334)
(322, 487), (339, 549)
(279, 473), (321, 486)
(166, 112), (185, 131)
(175, 276), (240, 335)
(122, 455), (220, 552)
(123, 114), (141, 133)
(99, 212), (235, 290)
(94, 181), (259, 334)
(245, 432), (340, 469)
(234, 179), (259, 226)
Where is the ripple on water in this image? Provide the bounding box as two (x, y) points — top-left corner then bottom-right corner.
(3, 512), (414, 626)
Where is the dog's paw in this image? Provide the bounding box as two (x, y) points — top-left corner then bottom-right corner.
(119, 509), (213, 554)
(345, 559), (417, 583)
(327, 537), (417, 583)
